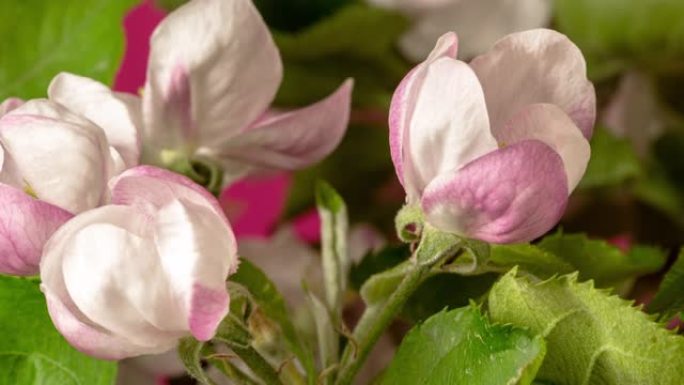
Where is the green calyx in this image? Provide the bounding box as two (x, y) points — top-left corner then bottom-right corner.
(160, 150), (224, 196)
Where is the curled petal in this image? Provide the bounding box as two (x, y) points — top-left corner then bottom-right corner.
(405, 57), (497, 197)
(389, 32), (458, 195)
(144, 0), (282, 152)
(44, 290), (163, 360)
(211, 79), (353, 174)
(41, 199), (236, 358)
(497, 103), (590, 192)
(0, 102), (112, 213)
(0, 184), (72, 275)
(49, 72), (142, 168)
(471, 29), (596, 138)
(421, 140), (568, 243)
(154, 199), (235, 341)
(0, 98), (23, 117)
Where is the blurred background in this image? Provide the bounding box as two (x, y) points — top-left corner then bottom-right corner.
(1, 0), (683, 383)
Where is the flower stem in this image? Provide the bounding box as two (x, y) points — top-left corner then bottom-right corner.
(334, 262), (431, 385)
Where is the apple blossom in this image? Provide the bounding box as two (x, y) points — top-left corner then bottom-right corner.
(40, 166), (238, 360)
(603, 71), (664, 156)
(390, 29), (595, 243)
(368, 0), (552, 61)
(0, 100), (123, 275)
(142, 0), (353, 184)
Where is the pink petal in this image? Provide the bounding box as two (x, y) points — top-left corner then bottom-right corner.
(0, 98), (24, 117)
(213, 79), (353, 173)
(470, 29), (596, 138)
(144, 0), (282, 151)
(496, 103), (590, 192)
(111, 166), (229, 226)
(421, 140), (568, 243)
(389, 32), (458, 198)
(188, 283), (229, 341)
(0, 184), (72, 275)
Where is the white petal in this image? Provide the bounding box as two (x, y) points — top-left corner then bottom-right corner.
(49, 72), (142, 168)
(0, 101), (111, 213)
(389, 33), (459, 200)
(41, 206), (180, 358)
(143, 0), (282, 155)
(406, 57), (497, 195)
(470, 28), (596, 138)
(59, 206), (184, 347)
(154, 199), (236, 340)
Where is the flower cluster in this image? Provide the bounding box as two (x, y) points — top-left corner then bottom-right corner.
(0, 0), (352, 359)
(0, 0), (596, 366)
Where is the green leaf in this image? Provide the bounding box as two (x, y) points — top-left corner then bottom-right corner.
(537, 231), (666, 287)
(230, 259), (315, 382)
(488, 271), (684, 385)
(578, 127), (642, 189)
(554, 0), (684, 79)
(273, 4), (409, 108)
(648, 248), (684, 318)
(315, 181), (349, 317)
(0, 0), (136, 100)
(486, 244), (576, 278)
(0, 275), (117, 385)
(382, 306), (545, 385)
(402, 273), (499, 323)
(304, 291), (337, 382)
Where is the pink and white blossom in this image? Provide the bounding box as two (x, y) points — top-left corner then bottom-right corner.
(0, 100), (122, 275)
(40, 166), (238, 359)
(143, 0), (352, 182)
(369, 0), (552, 61)
(390, 29), (595, 243)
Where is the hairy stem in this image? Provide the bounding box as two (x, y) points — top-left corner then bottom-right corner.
(335, 263), (431, 385)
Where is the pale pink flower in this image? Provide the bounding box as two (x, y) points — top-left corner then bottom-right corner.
(0, 100), (127, 275)
(369, 0), (553, 61)
(390, 30), (595, 243)
(603, 71), (664, 156)
(40, 166), (238, 359)
(55, 0), (352, 185)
